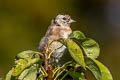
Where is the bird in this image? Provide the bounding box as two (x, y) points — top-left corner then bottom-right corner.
(39, 14), (75, 64)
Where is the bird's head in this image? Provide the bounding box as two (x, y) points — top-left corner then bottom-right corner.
(52, 14), (75, 27)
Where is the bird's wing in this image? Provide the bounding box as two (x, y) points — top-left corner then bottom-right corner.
(38, 25), (53, 52)
(38, 37), (48, 52)
(45, 26), (53, 37)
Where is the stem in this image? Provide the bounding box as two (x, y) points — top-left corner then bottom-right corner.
(26, 58), (40, 67)
(60, 72), (68, 80)
(53, 61), (72, 77)
(44, 41), (65, 80)
(44, 45), (53, 80)
(54, 69), (66, 80)
(48, 65), (53, 80)
(44, 48), (49, 71)
(44, 48), (49, 80)
(40, 65), (48, 77)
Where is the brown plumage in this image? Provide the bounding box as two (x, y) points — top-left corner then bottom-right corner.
(39, 14), (75, 63)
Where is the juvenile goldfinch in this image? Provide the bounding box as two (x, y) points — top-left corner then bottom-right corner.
(39, 14), (75, 63)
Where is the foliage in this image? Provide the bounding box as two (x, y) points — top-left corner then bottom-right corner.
(1, 30), (112, 80)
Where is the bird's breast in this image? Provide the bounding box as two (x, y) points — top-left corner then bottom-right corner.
(60, 27), (72, 38)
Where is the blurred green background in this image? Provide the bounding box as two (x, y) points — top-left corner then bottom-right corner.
(0, 0), (120, 79)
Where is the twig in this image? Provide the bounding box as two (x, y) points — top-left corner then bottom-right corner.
(54, 69), (66, 80)
(48, 65), (53, 80)
(44, 48), (49, 71)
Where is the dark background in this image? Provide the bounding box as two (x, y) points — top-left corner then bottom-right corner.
(0, 0), (120, 79)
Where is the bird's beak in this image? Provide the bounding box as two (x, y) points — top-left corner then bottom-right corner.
(69, 19), (76, 23)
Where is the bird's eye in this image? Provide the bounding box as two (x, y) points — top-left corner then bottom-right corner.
(63, 17), (67, 20)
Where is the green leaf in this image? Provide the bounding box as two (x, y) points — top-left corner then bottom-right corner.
(86, 58), (102, 80)
(94, 60), (113, 80)
(37, 74), (44, 80)
(66, 39), (86, 69)
(12, 50), (42, 77)
(58, 39), (67, 46)
(81, 38), (100, 59)
(17, 50), (42, 59)
(5, 68), (14, 80)
(23, 65), (37, 80)
(18, 68), (29, 80)
(69, 31), (86, 41)
(26, 58), (41, 67)
(68, 71), (86, 80)
(12, 58), (41, 77)
(12, 59), (27, 76)
(78, 73), (87, 80)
